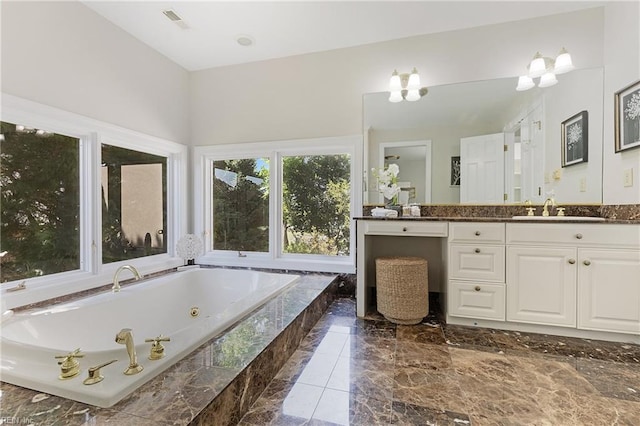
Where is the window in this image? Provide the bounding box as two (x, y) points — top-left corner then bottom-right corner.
(1, 95), (186, 307)
(194, 136), (362, 273)
(212, 158), (269, 252)
(0, 121), (80, 281)
(101, 144), (167, 263)
(282, 154), (351, 256)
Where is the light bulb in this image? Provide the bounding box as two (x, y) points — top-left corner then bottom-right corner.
(516, 75), (535, 91)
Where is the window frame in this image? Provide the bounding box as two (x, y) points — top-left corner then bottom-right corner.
(1, 94), (187, 308)
(194, 136), (362, 273)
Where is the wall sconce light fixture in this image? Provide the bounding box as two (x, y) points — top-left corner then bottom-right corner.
(516, 47), (574, 91)
(389, 68), (428, 102)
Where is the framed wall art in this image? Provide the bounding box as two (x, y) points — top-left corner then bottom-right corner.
(450, 156), (460, 186)
(561, 110), (588, 167)
(615, 80), (640, 153)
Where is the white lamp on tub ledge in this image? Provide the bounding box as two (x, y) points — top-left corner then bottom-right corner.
(389, 68), (428, 102)
(176, 234), (203, 268)
(516, 47), (575, 91)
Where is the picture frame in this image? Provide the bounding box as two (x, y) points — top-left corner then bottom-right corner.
(614, 80), (640, 153)
(561, 110), (588, 167)
(450, 156), (460, 186)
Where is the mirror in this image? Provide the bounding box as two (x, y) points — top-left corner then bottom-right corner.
(364, 67), (604, 205)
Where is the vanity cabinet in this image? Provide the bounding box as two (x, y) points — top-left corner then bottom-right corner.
(448, 223), (506, 320)
(506, 223), (640, 335)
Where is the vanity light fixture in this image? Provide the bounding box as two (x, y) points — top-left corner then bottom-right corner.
(389, 68), (428, 102)
(516, 47), (574, 91)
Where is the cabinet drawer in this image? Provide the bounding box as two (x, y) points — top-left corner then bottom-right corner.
(448, 280), (505, 320)
(449, 244), (505, 282)
(449, 222), (505, 244)
(363, 220), (448, 237)
(506, 223), (640, 248)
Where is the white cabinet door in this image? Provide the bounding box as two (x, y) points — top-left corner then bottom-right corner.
(460, 133), (505, 204)
(506, 246), (577, 327)
(578, 249), (640, 334)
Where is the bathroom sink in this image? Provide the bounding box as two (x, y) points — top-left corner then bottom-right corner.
(512, 216), (605, 222)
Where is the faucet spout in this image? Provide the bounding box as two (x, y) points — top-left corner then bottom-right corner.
(115, 328), (144, 375)
(112, 265), (141, 292)
(542, 197), (557, 217)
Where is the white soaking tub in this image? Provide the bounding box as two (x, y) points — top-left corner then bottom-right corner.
(0, 268), (299, 407)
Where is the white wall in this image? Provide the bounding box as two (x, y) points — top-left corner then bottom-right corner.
(1, 1), (189, 143)
(602, 1), (640, 205)
(190, 7), (604, 146)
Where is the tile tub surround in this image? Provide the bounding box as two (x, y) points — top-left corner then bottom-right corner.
(239, 298), (640, 425)
(0, 273), (339, 425)
(362, 203), (640, 221)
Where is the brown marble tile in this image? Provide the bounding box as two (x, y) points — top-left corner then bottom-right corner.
(346, 335), (396, 364)
(576, 358), (640, 402)
(352, 318), (397, 339)
(396, 323), (446, 345)
(442, 324), (504, 353)
(392, 367), (468, 414)
(390, 401), (471, 426)
(395, 341), (452, 371)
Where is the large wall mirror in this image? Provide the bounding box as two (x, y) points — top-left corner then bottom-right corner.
(363, 67), (604, 205)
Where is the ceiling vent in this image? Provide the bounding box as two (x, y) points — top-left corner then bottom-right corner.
(162, 9), (190, 29)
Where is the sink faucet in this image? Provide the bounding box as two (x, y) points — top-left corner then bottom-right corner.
(112, 265), (141, 292)
(542, 197), (557, 217)
(115, 328), (144, 375)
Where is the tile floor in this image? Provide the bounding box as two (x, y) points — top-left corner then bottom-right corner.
(239, 297), (640, 425)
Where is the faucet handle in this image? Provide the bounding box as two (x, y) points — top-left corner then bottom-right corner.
(145, 335), (171, 360)
(83, 359), (117, 385)
(54, 348), (84, 380)
(525, 207), (536, 216)
(556, 207), (566, 216)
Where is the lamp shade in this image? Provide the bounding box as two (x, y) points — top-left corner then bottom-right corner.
(538, 72), (558, 88)
(389, 70), (402, 92)
(407, 68), (421, 90)
(388, 90), (403, 103)
(516, 75), (535, 91)
(405, 89), (420, 101)
(528, 52), (546, 78)
(554, 48), (574, 74)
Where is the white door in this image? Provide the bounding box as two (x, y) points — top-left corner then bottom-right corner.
(460, 133), (504, 203)
(520, 105), (545, 202)
(506, 246), (577, 327)
(578, 249), (640, 334)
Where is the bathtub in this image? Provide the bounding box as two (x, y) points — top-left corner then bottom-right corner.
(0, 268), (299, 407)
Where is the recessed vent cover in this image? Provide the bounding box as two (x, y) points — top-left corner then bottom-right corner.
(162, 9), (190, 29)
(162, 9), (182, 21)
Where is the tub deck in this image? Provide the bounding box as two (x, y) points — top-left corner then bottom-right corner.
(0, 270), (340, 425)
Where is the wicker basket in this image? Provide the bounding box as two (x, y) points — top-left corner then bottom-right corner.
(375, 256), (428, 325)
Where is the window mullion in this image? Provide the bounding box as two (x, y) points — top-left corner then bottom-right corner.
(270, 151), (281, 260)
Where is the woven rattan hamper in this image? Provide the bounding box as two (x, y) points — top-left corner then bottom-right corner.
(375, 256), (428, 325)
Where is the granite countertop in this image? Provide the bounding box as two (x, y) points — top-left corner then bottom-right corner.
(354, 216), (640, 224)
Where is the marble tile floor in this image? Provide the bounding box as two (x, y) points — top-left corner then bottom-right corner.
(239, 297), (640, 426)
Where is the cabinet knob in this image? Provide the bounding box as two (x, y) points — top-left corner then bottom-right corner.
(474, 286), (481, 291)
(583, 260), (591, 266)
(402, 227), (407, 232)
(568, 259), (576, 264)
(474, 248), (481, 253)
(475, 231), (481, 236)
(575, 233), (583, 239)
